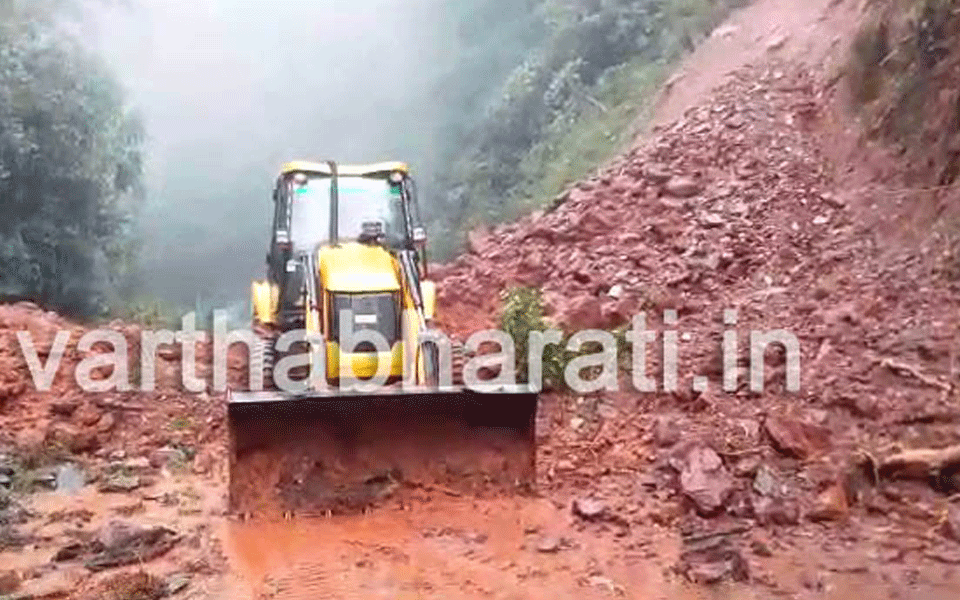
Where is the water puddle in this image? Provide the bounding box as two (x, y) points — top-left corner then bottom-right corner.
(54, 463), (85, 493)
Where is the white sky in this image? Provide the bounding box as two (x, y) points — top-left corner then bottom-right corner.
(77, 0), (456, 302)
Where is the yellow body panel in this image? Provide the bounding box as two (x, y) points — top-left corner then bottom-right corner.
(314, 242), (412, 382)
(280, 161), (409, 177)
(401, 307), (426, 382)
(317, 242), (401, 293)
(421, 280), (436, 320)
(326, 342), (404, 380)
(251, 280), (278, 325)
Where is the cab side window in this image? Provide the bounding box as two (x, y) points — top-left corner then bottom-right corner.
(274, 180), (290, 236)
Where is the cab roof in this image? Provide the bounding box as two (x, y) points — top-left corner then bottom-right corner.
(279, 161), (409, 177)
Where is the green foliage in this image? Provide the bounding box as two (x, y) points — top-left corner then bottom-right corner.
(845, 0), (960, 282)
(0, 0), (144, 317)
(499, 286), (641, 389)
(499, 286), (567, 388)
(121, 297), (183, 329)
(511, 57), (667, 216)
(169, 416), (192, 431)
(424, 0), (746, 257)
(849, 0), (958, 118)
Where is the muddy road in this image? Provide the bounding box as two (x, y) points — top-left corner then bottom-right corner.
(225, 498), (688, 600)
(7, 467), (959, 599)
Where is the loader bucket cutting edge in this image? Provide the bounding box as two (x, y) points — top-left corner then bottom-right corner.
(227, 387), (538, 516)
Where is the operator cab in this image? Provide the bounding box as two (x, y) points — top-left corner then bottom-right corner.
(267, 161), (428, 328)
(286, 172), (405, 250)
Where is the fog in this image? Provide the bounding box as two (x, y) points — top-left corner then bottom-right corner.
(88, 0), (457, 308)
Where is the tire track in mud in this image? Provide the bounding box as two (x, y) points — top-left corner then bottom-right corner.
(222, 497), (704, 600)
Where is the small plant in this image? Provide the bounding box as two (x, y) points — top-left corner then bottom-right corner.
(99, 569), (164, 600)
(499, 287), (567, 388)
(500, 286), (637, 390)
(168, 416), (192, 432)
(171, 442), (196, 463)
(123, 298), (182, 329)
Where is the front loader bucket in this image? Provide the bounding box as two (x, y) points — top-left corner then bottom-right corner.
(227, 385), (538, 516)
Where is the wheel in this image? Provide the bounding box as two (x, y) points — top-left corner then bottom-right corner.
(251, 320), (277, 390)
(451, 340), (466, 386)
(423, 342), (440, 388)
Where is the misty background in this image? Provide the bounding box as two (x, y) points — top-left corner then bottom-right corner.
(89, 0), (465, 308)
(0, 0), (741, 320)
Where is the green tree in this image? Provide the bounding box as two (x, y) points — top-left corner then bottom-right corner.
(422, 0), (745, 259)
(0, 0), (144, 316)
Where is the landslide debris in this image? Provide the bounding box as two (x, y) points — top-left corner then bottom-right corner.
(435, 58), (960, 587)
(0, 303), (231, 599)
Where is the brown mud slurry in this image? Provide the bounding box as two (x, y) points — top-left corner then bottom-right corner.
(224, 497), (960, 600)
(228, 393), (538, 516)
(224, 497), (692, 600)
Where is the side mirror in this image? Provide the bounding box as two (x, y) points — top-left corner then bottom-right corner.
(412, 227), (427, 245)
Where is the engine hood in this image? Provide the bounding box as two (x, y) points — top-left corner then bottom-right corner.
(316, 242), (401, 293)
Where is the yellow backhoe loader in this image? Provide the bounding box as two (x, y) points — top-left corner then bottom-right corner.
(228, 161), (537, 515)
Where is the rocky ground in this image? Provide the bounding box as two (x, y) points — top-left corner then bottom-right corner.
(3, 0), (960, 597)
(0, 304), (235, 599)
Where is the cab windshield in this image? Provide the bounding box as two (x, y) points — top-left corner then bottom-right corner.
(288, 175), (406, 250)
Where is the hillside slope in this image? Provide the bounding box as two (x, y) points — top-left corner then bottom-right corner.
(432, 0), (960, 590)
